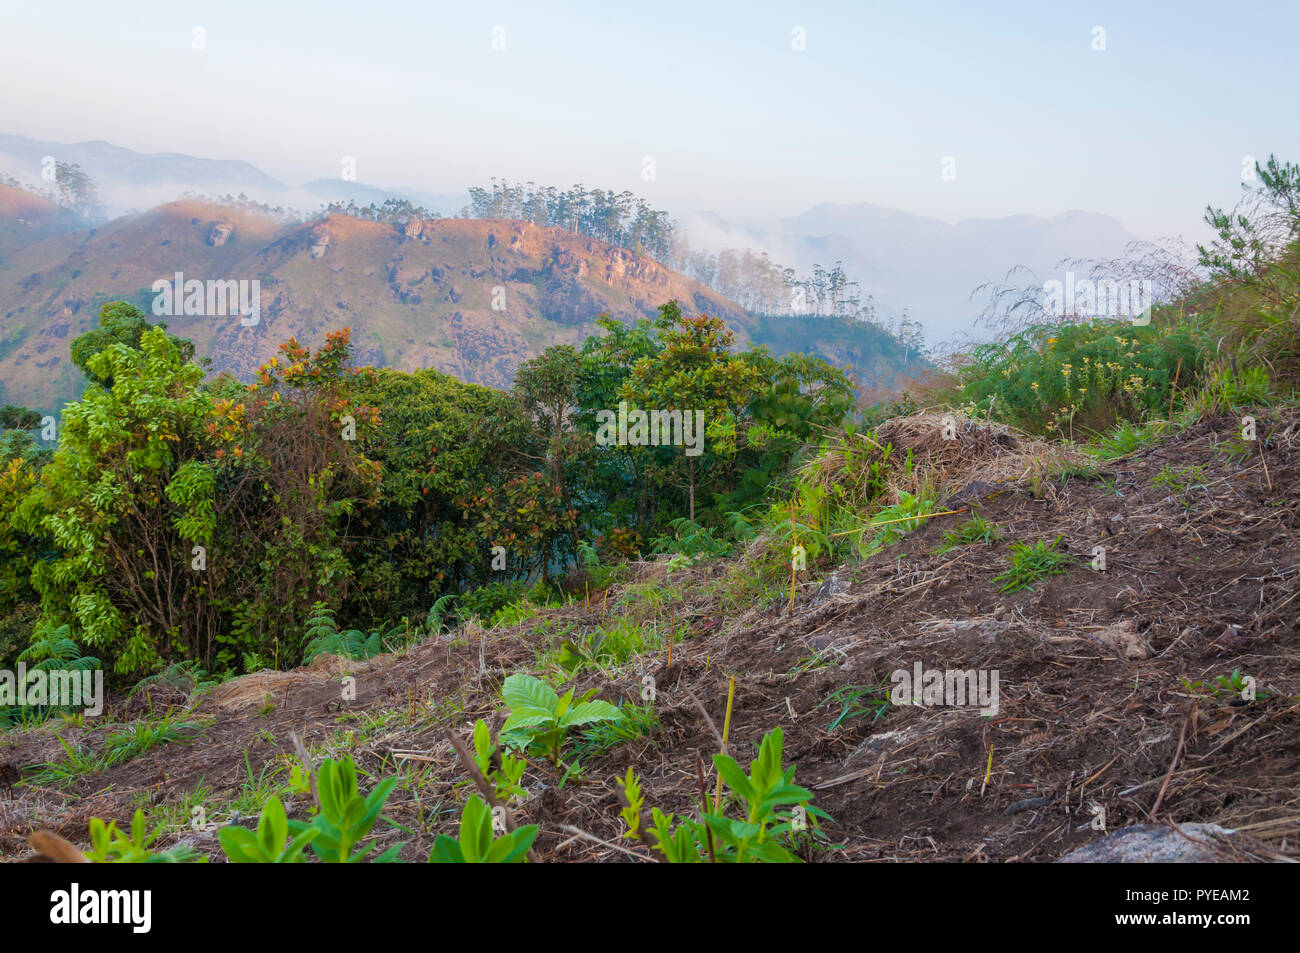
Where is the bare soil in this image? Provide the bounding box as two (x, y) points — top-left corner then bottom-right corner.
(2, 409), (1297, 862)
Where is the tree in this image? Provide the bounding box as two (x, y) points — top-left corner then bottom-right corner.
(345, 367), (537, 618)
(1200, 154), (1300, 281)
(513, 345), (584, 516)
(70, 301), (195, 388)
(53, 162), (101, 219)
(625, 303), (760, 521)
(0, 405), (41, 431)
(15, 327), (219, 673)
(218, 329), (382, 666)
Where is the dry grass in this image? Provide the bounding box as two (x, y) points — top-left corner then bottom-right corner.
(802, 412), (1085, 507)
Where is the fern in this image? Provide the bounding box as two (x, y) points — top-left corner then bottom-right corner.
(17, 624), (100, 673)
(301, 605), (390, 663)
(425, 594), (458, 635)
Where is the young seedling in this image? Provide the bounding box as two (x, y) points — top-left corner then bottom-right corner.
(428, 795), (538, 863)
(499, 672), (620, 767)
(286, 755), (402, 862)
(219, 796), (319, 863)
(993, 536), (1074, 593)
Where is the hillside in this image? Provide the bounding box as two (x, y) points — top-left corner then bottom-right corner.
(0, 187), (907, 409)
(2, 408), (1295, 862)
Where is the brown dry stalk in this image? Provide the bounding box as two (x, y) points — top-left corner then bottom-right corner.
(28, 830), (89, 863)
(1151, 709), (1193, 818)
(1168, 356), (1183, 424)
(443, 726), (541, 863)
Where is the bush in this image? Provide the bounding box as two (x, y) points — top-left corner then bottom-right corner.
(957, 319), (1210, 437)
(456, 581), (530, 622)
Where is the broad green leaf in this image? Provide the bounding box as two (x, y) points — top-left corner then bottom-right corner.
(558, 699), (619, 729)
(502, 673), (559, 716)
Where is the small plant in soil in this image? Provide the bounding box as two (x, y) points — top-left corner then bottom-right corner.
(470, 718), (528, 803)
(616, 727), (827, 863)
(934, 515), (1001, 553)
(816, 683), (892, 732)
(993, 536), (1074, 593)
(1151, 463), (1207, 494)
(287, 754), (402, 863)
(428, 794), (538, 863)
(1181, 668), (1269, 702)
(499, 672), (620, 767)
(219, 795), (318, 863)
(85, 810), (203, 863)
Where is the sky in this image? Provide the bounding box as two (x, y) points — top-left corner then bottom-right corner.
(1, 0), (1297, 243)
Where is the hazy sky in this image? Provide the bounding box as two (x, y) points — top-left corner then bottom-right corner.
(2, 0), (1297, 241)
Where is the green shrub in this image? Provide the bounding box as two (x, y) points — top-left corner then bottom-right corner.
(457, 581), (530, 622)
(302, 603), (406, 663)
(958, 319), (1210, 436)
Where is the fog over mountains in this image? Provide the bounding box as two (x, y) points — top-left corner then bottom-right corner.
(683, 204), (1141, 341)
(0, 133), (464, 222)
(1, 132), (1144, 342)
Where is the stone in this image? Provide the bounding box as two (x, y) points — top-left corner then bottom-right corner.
(1056, 824), (1238, 863)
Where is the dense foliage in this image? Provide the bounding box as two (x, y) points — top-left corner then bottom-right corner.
(0, 298), (853, 680)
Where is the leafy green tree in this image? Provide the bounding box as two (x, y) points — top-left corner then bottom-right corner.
(0, 405), (41, 431)
(572, 310), (671, 531)
(14, 327), (219, 673)
(625, 305), (760, 520)
(70, 301), (195, 388)
(345, 367), (532, 620)
(722, 349), (855, 504)
(513, 344), (584, 518)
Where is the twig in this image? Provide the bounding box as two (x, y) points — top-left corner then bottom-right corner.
(443, 726), (541, 863)
(713, 676), (737, 812)
(696, 752), (717, 864)
(557, 824), (652, 861)
(1257, 438), (1274, 491)
(683, 687), (725, 751)
(1151, 710), (1192, 818)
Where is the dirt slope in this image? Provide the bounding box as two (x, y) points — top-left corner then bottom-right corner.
(1, 409), (1296, 862)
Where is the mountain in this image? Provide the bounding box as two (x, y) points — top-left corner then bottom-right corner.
(0, 133), (464, 219)
(0, 133), (285, 213)
(0, 187), (907, 410)
(685, 203), (1142, 341)
(0, 180), (73, 254)
(300, 179), (466, 216)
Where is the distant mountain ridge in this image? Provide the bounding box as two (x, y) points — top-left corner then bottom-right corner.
(0, 186), (913, 410)
(1, 134), (1146, 346)
(0, 133), (464, 218)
